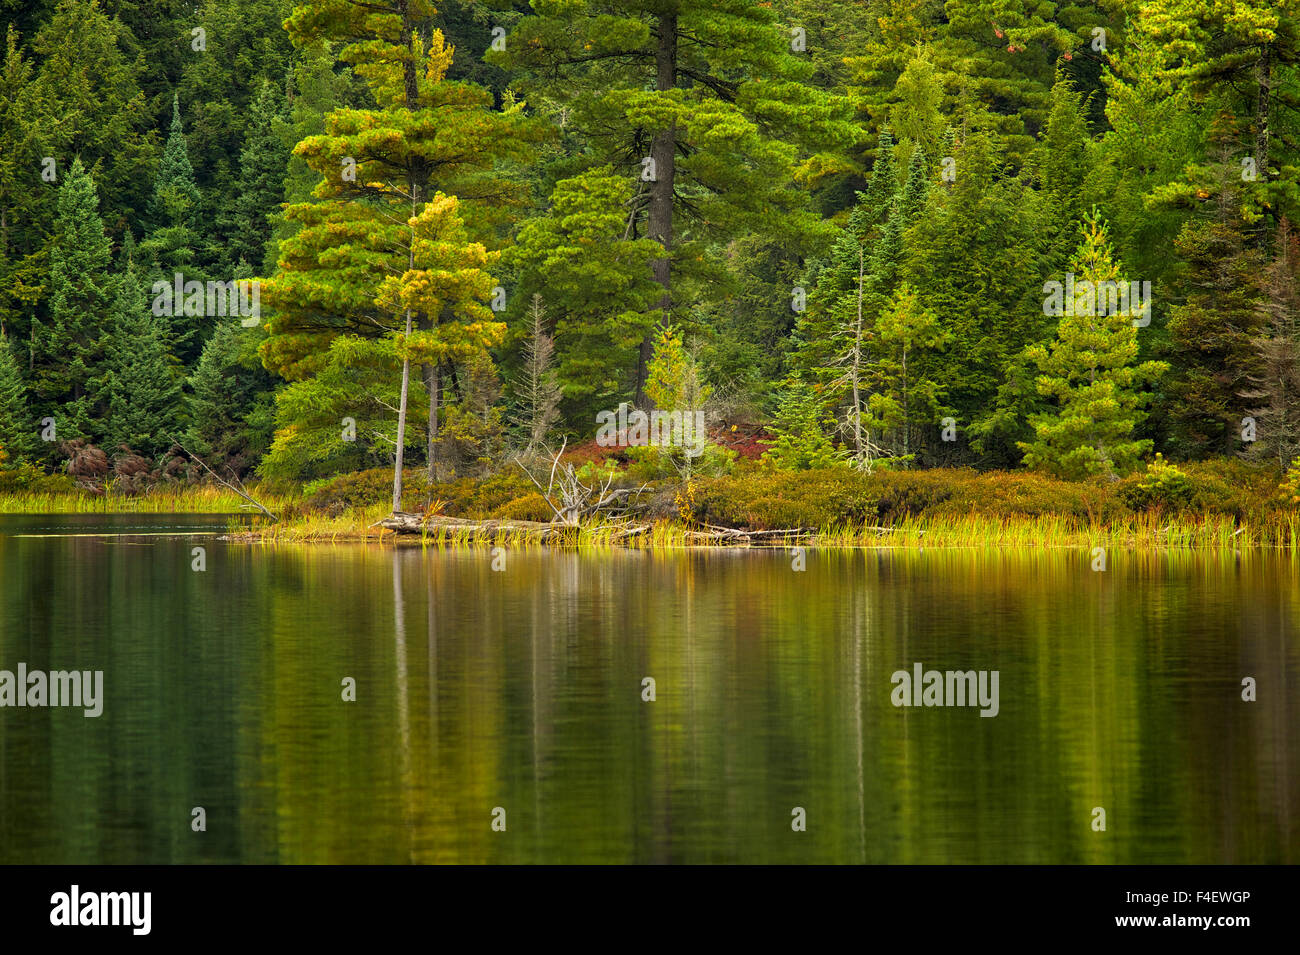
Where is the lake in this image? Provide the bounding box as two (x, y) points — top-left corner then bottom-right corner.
(1, 514), (1296, 863)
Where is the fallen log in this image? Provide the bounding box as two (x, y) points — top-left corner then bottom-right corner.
(375, 512), (576, 542)
(374, 512), (813, 547)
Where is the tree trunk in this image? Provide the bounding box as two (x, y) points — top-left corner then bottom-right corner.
(393, 310), (412, 513)
(636, 10), (677, 406)
(852, 247), (864, 458)
(425, 361), (439, 484)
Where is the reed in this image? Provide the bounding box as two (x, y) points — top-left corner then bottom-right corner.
(0, 484), (290, 514)
(229, 507), (1300, 552)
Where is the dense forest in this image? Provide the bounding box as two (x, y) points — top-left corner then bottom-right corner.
(0, 0), (1298, 507)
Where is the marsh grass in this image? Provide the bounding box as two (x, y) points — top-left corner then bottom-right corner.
(6, 479), (1297, 552)
(0, 484), (291, 514)
(229, 507), (1300, 551)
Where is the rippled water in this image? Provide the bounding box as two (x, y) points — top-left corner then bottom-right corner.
(1, 516), (1295, 863)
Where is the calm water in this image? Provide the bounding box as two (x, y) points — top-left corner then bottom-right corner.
(0, 514), (1296, 863)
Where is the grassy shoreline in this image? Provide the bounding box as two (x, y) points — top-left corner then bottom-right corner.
(4, 459), (1298, 551)
(3, 490), (1297, 552)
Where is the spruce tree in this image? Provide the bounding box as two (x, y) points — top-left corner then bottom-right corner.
(31, 156), (115, 438)
(221, 80), (290, 273)
(0, 330), (35, 464)
(186, 318), (276, 470)
(97, 264), (181, 457)
(1019, 213), (1167, 480)
(140, 93), (209, 365)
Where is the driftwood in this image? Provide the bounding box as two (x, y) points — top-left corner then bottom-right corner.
(376, 512), (569, 541)
(174, 439), (278, 521)
(375, 512), (812, 547)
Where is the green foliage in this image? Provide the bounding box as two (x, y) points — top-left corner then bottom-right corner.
(31, 157), (115, 437)
(761, 375), (843, 472)
(1019, 212), (1168, 480)
(0, 330), (36, 463)
(0, 460), (78, 493)
(96, 264), (181, 456)
(1118, 454), (1195, 511)
(186, 317), (276, 471)
(506, 167), (663, 421)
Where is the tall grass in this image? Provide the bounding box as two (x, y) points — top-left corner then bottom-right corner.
(227, 507), (1300, 552)
(0, 484), (291, 514)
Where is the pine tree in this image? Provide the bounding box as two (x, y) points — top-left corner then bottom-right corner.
(31, 156), (115, 438)
(507, 167), (664, 424)
(1019, 213), (1168, 480)
(494, 0), (858, 400)
(0, 329), (35, 464)
(140, 93), (209, 365)
(265, 7), (543, 504)
(372, 191), (505, 486)
(1135, 0), (1300, 229)
(96, 264), (181, 457)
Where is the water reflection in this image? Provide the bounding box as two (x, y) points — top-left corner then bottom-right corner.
(0, 524), (1295, 863)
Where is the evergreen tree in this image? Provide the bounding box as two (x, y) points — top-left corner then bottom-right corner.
(31, 157), (116, 438)
(494, 0), (858, 400)
(1019, 213), (1168, 480)
(265, 6), (543, 501)
(761, 373), (843, 472)
(32, 0), (156, 231)
(865, 282), (948, 462)
(1161, 155), (1265, 458)
(0, 25), (57, 343)
(186, 318), (276, 472)
(139, 93), (211, 364)
(1242, 219), (1300, 472)
(96, 264), (181, 456)
(220, 79), (290, 273)
(0, 330), (35, 464)
(507, 167), (664, 425)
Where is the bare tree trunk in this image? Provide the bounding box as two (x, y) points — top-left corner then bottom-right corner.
(393, 185), (417, 513)
(852, 248), (864, 458)
(393, 311), (412, 513)
(425, 361), (439, 484)
(636, 10), (677, 406)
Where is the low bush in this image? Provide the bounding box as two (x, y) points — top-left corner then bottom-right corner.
(693, 468), (879, 529)
(0, 463), (80, 495)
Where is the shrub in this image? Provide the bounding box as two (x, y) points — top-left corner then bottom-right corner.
(694, 468), (878, 529)
(493, 492), (555, 522)
(304, 468), (430, 513)
(0, 463), (79, 494)
(1118, 454), (1195, 512)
